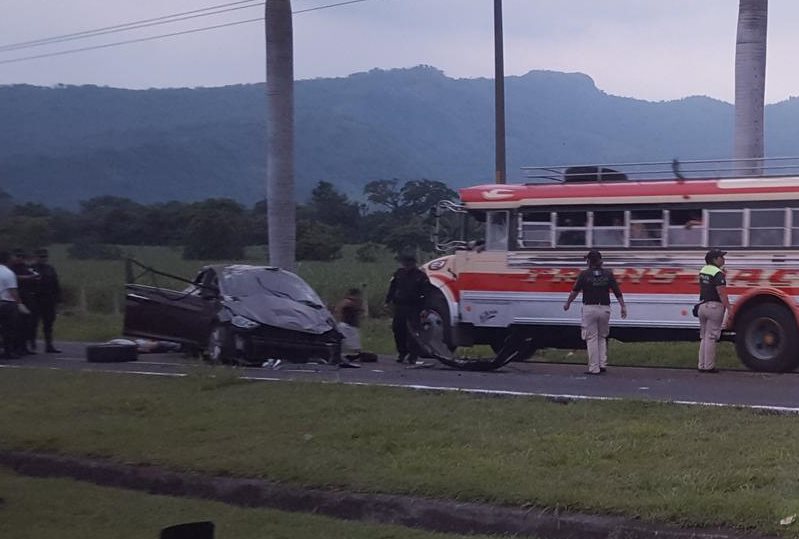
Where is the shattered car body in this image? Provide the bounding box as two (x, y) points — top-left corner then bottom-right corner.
(124, 262), (342, 364)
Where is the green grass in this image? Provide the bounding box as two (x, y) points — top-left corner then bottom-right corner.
(55, 311), (123, 342)
(2, 368), (799, 536)
(0, 468), (501, 539)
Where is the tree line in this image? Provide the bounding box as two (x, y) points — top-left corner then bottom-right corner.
(0, 179), (457, 261)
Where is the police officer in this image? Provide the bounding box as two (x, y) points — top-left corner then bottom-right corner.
(385, 253), (429, 364)
(563, 250), (627, 375)
(697, 248), (731, 373)
(31, 248), (62, 353)
(9, 248), (38, 355)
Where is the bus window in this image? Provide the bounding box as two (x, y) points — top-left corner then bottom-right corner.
(556, 211), (587, 247)
(485, 211), (509, 251)
(629, 210), (663, 247)
(592, 210), (625, 246)
(708, 210), (743, 247)
(792, 210), (799, 246)
(519, 211), (552, 248)
(749, 209), (786, 247)
(668, 209), (703, 246)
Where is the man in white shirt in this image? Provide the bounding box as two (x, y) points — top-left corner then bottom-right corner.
(0, 251), (21, 359)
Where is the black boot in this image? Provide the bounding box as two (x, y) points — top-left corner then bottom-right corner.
(45, 342), (62, 353)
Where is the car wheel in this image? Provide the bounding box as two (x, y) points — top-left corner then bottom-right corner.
(205, 324), (234, 364)
(735, 303), (799, 372)
(86, 343), (138, 363)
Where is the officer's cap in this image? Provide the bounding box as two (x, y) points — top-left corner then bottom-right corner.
(398, 253), (416, 264)
(705, 248), (727, 263)
(12, 248), (25, 257)
(34, 248), (49, 257)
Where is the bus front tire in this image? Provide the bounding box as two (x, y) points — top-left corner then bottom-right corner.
(735, 303), (799, 373)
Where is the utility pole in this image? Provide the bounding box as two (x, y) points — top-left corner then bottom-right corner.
(494, 0), (506, 184)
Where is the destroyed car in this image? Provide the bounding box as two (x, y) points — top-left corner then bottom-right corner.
(124, 261), (342, 365)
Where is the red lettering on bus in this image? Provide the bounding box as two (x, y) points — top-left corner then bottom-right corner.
(649, 268), (681, 285)
(769, 269), (799, 288)
(551, 268), (581, 283)
(729, 269), (764, 287)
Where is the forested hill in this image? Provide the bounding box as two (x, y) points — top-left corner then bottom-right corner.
(2, 65), (799, 208)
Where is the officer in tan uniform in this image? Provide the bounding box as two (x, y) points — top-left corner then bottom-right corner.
(563, 250), (627, 374)
(697, 248), (731, 373)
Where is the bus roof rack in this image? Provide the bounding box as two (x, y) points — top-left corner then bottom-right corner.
(521, 156), (799, 184)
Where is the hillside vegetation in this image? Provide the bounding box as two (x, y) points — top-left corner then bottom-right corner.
(6, 66), (799, 208)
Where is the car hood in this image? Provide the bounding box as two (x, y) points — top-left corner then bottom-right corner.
(222, 295), (336, 335)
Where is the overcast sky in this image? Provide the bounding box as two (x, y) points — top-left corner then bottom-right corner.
(1, 0), (797, 103)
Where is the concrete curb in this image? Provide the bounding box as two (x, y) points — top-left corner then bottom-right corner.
(0, 451), (777, 539)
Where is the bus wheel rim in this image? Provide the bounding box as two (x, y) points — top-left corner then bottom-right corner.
(745, 316), (785, 361)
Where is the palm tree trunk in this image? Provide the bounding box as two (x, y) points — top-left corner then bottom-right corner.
(265, 0), (296, 271)
(734, 0), (768, 176)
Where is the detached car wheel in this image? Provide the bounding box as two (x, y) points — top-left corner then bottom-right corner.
(86, 343), (138, 363)
(205, 324), (235, 364)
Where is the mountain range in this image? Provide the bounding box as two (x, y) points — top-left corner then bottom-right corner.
(2, 65), (799, 208)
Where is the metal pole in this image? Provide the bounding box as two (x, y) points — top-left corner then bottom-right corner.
(494, 0), (506, 184)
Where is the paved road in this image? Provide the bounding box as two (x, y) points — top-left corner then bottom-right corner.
(3, 341), (799, 412)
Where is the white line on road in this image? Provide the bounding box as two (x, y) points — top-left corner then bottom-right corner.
(5, 363), (799, 415)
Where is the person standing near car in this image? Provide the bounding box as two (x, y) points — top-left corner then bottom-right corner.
(31, 248), (62, 353)
(385, 253), (429, 364)
(563, 250), (627, 375)
(0, 251), (21, 359)
(697, 248), (731, 373)
(9, 248), (38, 355)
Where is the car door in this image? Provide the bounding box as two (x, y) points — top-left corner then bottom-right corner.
(123, 271), (217, 345)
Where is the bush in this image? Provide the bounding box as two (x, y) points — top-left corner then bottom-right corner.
(182, 199), (247, 260)
(296, 221), (343, 261)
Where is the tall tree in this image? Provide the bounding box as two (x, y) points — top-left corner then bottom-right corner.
(734, 0), (768, 175)
(265, 0), (296, 271)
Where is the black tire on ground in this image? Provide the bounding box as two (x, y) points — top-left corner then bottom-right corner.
(735, 302), (799, 372)
(86, 343), (138, 363)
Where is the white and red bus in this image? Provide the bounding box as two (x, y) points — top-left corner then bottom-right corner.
(417, 159), (799, 372)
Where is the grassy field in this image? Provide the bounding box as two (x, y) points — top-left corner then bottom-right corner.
(47, 243), (744, 370)
(2, 368), (799, 536)
(0, 468), (501, 539)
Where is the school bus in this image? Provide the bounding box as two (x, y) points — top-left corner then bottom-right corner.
(417, 158), (799, 371)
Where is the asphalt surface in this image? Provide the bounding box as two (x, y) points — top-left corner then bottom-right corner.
(3, 341), (799, 412)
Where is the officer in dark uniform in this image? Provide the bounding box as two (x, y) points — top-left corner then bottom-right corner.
(385, 253), (430, 364)
(9, 248), (38, 355)
(563, 250), (627, 374)
(32, 248), (62, 353)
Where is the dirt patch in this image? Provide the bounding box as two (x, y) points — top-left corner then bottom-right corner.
(0, 450), (777, 539)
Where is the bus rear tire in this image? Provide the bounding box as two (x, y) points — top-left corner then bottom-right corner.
(735, 303), (799, 372)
